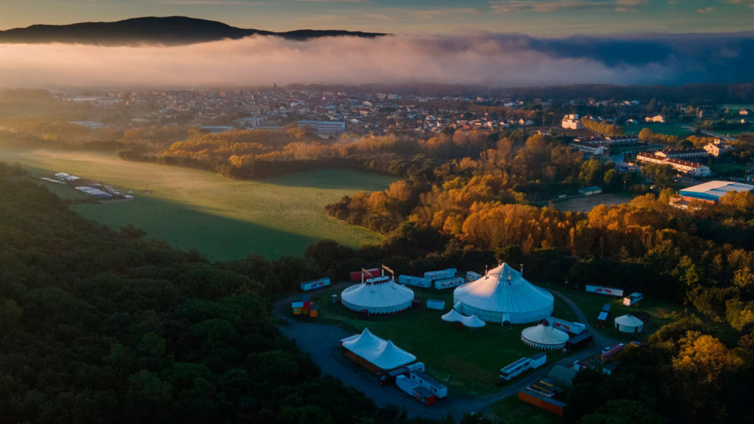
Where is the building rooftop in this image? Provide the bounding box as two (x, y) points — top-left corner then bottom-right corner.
(680, 181), (754, 202)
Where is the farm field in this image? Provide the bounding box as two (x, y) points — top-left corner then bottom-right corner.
(300, 281), (580, 397)
(553, 193), (634, 213)
(0, 146), (396, 261)
(625, 123), (693, 137)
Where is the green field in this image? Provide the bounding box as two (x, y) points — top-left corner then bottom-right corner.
(489, 396), (563, 424)
(625, 123), (694, 137)
(0, 147), (397, 261)
(302, 283), (579, 396)
(539, 282), (681, 343)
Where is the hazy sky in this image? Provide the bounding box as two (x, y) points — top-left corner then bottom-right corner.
(0, 0), (752, 35)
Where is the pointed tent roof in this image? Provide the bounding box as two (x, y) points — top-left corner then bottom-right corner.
(454, 263), (553, 315)
(460, 314), (486, 328)
(341, 328), (416, 370)
(615, 314), (643, 327)
(341, 276), (414, 313)
(441, 309), (464, 323)
(521, 322), (569, 347)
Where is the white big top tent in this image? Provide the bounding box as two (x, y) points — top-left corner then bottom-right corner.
(341, 328), (417, 371)
(521, 321), (570, 351)
(341, 276), (415, 314)
(453, 263), (554, 324)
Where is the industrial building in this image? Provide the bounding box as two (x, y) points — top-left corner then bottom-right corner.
(298, 120), (346, 137)
(679, 181), (754, 203)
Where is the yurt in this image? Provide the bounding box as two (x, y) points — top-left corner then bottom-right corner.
(460, 314), (486, 328)
(521, 321), (569, 350)
(340, 328), (417, 373)
(341, 276), (414, 314)
(614, 314), (644, 333)
(453, 263), (554, 324)
(441, 309), (464, 323)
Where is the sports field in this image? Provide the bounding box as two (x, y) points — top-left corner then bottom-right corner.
(625, 123), (694, 137)
(302, 283), (580, 396)
(0, 147), (396, 261)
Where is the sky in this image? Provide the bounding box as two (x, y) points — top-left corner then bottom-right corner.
(0, 0), (753, 36)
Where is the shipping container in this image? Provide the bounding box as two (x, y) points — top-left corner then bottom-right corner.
(293, 308), (303, 315)
(586, 285), (624, 297)
(466, 271), (483, 282)
(597, 311), (608, 327)
(291, 302), (304, 309)
(426, 299), (445, 310)
(350, 268), (380, 282)
(398, 275), (433, 288)
(300, 277), (331, 291)
(309, 309), (318, 318)
(518, 390), (566, 416)
(566, 332), (594, 351)
(424, 269), (457, 280)
(529, 353), (547, 369)
(546, 317), (586, 335)
(433, 277), (465, 290)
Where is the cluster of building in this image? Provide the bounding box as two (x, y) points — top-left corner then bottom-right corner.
(41, 172), (132, 201)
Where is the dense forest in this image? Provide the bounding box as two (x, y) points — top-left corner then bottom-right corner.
(0, 162), (443, 424)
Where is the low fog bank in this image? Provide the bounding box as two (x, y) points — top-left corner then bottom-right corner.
(0, 32), (751, 89)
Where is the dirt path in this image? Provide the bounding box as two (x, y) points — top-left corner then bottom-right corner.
(273, 284), (618, 420)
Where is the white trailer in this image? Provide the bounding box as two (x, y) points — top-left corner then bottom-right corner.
(545, 317), (586, 335)
(466, 271), (482, 282)
(410, 371), (448, 399)
(529, 353), (547, 369)
(424, 269), (457, 280)
(586, 285), (624, 297)
(623, 292), (643, 306)
(398, 275), (433, 288)
(300, 277), (331, 291)
(500, 357), (531, 381)
(426, 299), (445, 310)
(434, 277), (465, 290)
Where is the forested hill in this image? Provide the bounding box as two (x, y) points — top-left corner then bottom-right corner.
(0, 163), (413, 424)
(0, 16), (385, 46)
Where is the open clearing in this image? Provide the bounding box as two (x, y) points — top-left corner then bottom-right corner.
(299, 283), (580, 397)
(625, 123), (693, 137)
(553, 193), (634, 213)
(0, 147), (396, 261)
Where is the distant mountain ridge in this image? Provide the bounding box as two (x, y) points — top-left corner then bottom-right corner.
(0, 16), (386, 45)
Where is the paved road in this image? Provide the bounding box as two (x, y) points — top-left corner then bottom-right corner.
(273, 285), (618, 420)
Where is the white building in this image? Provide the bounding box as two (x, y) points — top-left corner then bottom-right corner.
(453, 263), (554, 324)
(561, 114), (583, 130)
(298, 120), (346, 137)
(569, 141), (607, 156)
(645, 115), (667, 124)
(614, 314), (644, 333)
(636, 153), (712, 177)
(704, 140), (734, 157)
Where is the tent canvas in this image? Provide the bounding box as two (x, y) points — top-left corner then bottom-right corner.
(342, 328), (417, 371)
(441, 309), (464, 323)
(341, 276), (415, 314)
(460, 314), (486, 328)
(453, 263), (554, 324)
(521, 322), (569, 350)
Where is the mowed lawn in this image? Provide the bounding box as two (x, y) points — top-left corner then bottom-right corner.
(0, 147), (396, 261)
(625, 123), (693, 137)
(302, 283), (580, 396)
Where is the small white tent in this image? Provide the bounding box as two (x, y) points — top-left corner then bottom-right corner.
(521, 321), (569, 350)
(341, 276), (414, 314)
(453, 263), (554, 324)
(615, 314), (644, 333)
(460, 314), (486, 328)
(441, 309), (464, 323)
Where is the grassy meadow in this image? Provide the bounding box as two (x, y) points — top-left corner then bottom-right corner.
(0, 147), (396, 261)
(625, 123), (694, 137)
(301, 283), (580, 396)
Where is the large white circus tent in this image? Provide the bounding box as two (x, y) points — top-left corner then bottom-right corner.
(340, 328), (417, 372)
(521, 321), (569, 351)
(341, 276), (415, 314)
(453, 263), (554, 324)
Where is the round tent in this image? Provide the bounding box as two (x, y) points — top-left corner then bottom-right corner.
(521, 321), (569, 350)
(614, 314), (644, 333)
(453, 263), (554, 324)
(341, 276), (414, 314)
(441, 309), (464, 323)
(460, 314), (486, 328)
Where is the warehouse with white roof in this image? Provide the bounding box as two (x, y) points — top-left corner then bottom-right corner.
(341, 276), (414, 314)
(340, 328), (417, 373)
(680, 181), (754, 203)
(453, 263), (554, 324)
